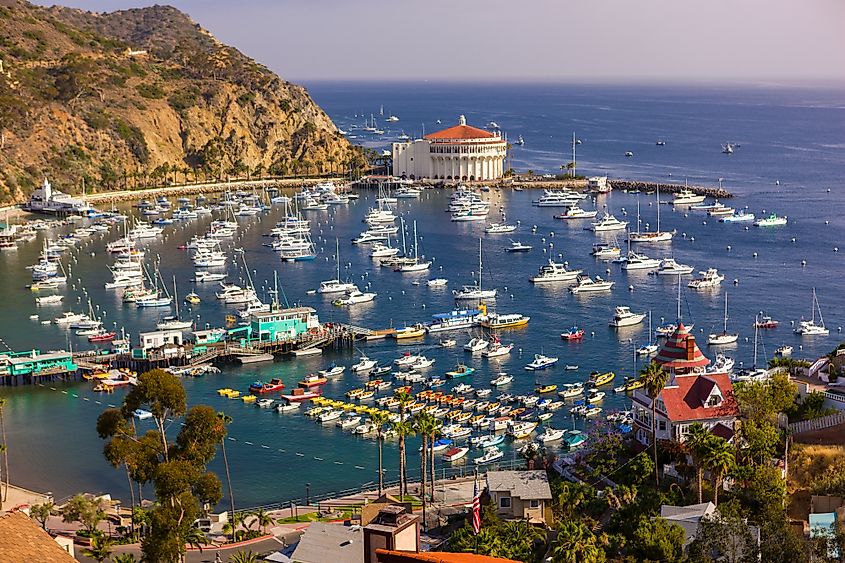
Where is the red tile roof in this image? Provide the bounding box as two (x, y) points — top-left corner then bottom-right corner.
(376, 549), (521, 563)
(660, 373), (739, 422)
(424, 125), (497, 141)
(0, 512), (77, 562)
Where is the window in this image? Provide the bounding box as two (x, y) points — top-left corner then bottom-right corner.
(499, 496), (511, 508)
(707, 394), (722, 407)
(529, 500), (540, 508)
(658, 420), (667, 431)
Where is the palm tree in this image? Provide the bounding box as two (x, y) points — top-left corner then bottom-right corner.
(369, 410), (390, 496)
(228, 550), (258, 563)
(702, 437), (736, 505)
(685, 423), (711, 504)
(0, 397), (8, 503)
(82, 532), (114, 563)
(549, 520), (605, 563)
(216, 412), (236, 540)
(183, 526), (208, 553)
(394, 390), (414, 497)
(640, 361), (670, 485)
(251, 508), (273, 534)
(0, 444), (4, 511)
(413, 412), (439, 530)
(112, 554), (138, 563)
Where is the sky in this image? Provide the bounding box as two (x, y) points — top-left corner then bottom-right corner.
(39, 0), (845, 84)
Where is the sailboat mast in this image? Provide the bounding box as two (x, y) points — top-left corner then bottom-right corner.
(723, 293), (728, 333)
(478, 237), (483, 291)
(413, 220), (419, 260)
(173, 275), (180, 318)
(400, 217), (407, 256)
(335, 238), (340, 280)
(676, 273), (682, 322)
(656, 186), (661, 231)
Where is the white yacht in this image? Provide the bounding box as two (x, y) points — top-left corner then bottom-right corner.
(672, 189), (706, 205)
(688, 268), (724, 289)
(555, 205), (597, 220)
(591, 243), (622, 260)
(794, 288), (829, 336)
(620, 252), (660, 271)
(628, 188), (674, 242)
(754, 213), (788, 227)
(570, 275), (614, 294)
(609, 306), (647, 328)
(656, 258), (694, 275)
(719, 210), (756, 223)
(529, 260), (582, 283)
(534, 190), (582, 207)
(588, 212), (628, 232)
(333, 288), (377, 306)
(464, 338), (489, 353)
(485, 223), (517, 234)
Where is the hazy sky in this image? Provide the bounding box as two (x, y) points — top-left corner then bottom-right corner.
(41, 0), (845, 84)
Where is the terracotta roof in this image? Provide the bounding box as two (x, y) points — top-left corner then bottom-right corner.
(376, 549), (522, 563)
(654, 323), (710, 370)
(424, 125), (497, 141)
(0, 511), (77, 562)
(660, 373), (739, 422)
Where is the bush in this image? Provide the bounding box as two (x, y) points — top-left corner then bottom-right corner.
(84, 112), (110, 130)
(113, 119), (149, 163)
(167, 88), (199, 112)
(136, 83), (165, 99)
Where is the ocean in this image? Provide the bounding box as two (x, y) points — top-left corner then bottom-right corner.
(0, 82), (843, 508)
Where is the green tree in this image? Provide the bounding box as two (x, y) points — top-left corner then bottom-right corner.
(61, 494), (106, 535)
(82, 531), (114, 563)
(250, 507), (273, 534)
(688, 511), (759, 563)
(702, 437), (736, 505)
(228, 550), (258, 563)
(640, 361), (670, 485)
(370, 410), (390, 496)
(549, 520), (606, 562)
(97, 369), (225, 563)
(630, 516), (685, 561)
(413, 411), (440, 530)
(686, 422), (712, 504)
(112, 554), (138, 563)
(394, 390), (415, 497)
(183, 525), (208, 553)
(30, 501), (54, 530)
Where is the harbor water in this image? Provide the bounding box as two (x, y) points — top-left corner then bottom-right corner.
(0, 82), (843, 508)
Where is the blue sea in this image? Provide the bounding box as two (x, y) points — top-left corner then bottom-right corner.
(0, 82), (843, 508)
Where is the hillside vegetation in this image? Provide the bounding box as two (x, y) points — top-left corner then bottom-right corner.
(0, 0), (364, 203)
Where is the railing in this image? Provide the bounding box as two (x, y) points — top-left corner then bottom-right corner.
(789, 411), (845, 434)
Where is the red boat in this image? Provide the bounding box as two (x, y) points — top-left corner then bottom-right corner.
(249, 378), (285, 394)
(754, 315), (779, 329)
(280, 388), (322, 402)
(88, 331), (116, 342)
(561, 327), (585, 340)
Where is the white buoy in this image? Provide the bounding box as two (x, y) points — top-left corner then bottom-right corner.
(801, 260), (806, 266)
(791, 238), (796, 243)
(629, 285), (634, 291)
(726, 245), (731, 251)
(690, 237), (695, 242)
(753, 252), (758, 258)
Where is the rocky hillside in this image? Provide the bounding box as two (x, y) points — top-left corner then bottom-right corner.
(0, 0), (364, 203)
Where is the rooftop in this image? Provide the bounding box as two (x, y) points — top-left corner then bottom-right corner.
(654, 323), (710, 370)
(424, 115), (499, 141)
(486, 470), (552, 500)
(376, 549), (522, 563)
(291, 522), (363, 563)
(0, 511), (77, 562)
(659, 372), (739, 422)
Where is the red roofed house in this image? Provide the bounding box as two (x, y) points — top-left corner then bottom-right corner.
(631, 323), (739, 445)
(392, 116), (507, 181)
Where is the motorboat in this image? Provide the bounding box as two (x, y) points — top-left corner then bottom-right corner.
(533, 190), (582, 207)
(299, 374), (328, 387)
(481, 313), (530, 330)
(446, 364), (475, 379)
(560, 327), (584, 340)
(276, 401), (302, 413)
(591, 243), (621, 260)
(754, 213), (788, 227)
(688, 268), (724, 289)
(754, 315), (779, 329)
(570, 275), (614, 294)
(563, 430), (587, 449)
(672, 189), (706, 205)
(525, 354), (558, 371)
(475, 434), (505, 449)
(529, 260), (582, 283)
(609, 306), (646, 328)
(474, 446), (504, 465)
(490, 373), (513, 387)
(589, 371), (616, 387)
(506, 240), (532, 253)
(776, 345), (794, 357)
(558, 383), (584, 398)
(464, 338), (489, 353)
(555, 205), (598, 220)
(249, 378), (285, 394)
(318, 365), (345, 378)
(536, 384), (558, 394)
(427, 278), (448, 287)
(35, 294), (64, 305)
(392, 324), (426, 339)
(620, 252), (660, 271)
(192, 272), (227, 283)
(482, 341), (513, 358)
(656, 258), (694, 275)
(485, 223), (517, 234)
(443, 446), (469, 462)
(720, 210), (756, 223)
(507, 421), (538, 439)
(332, 288), (376, 306)
(538, 427), (566, 443)
(351, 356), (378, 372)
(588, 213), (628, 232)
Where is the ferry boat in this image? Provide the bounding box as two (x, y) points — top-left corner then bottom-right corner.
(481, 313), (530, 330)
(529, 260), (582, 283)
(525, 354), (559, 371)
(570, 275), (614, 294)
(561, 327), (584, 340)
(688, 268), (724, 289)
(609, 306), (646, 328)
(427, 308), (482, 333)
(249, 378), (285, 394)
(754, 213), (788, 227)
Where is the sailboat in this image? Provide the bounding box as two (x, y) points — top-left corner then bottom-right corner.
(629, 186), (674, 242)
(708, 293), (739, 345)
(453, 238), (497, 300)
(135, 265), (173, 307)
(397, 221), (431, 272)
(157, 277), (194, 330)
(636, 312), (658, 355)
(794, 288), (829, 336)
(318, 239), (357, 294)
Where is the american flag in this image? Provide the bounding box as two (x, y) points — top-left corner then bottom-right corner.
(471, 475), (481, 535)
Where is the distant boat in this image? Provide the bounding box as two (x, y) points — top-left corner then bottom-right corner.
(513, 135), (525, 146)
(656, 140), (666, 146)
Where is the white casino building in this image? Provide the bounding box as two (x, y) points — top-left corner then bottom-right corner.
(392, 115), (507, 181)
